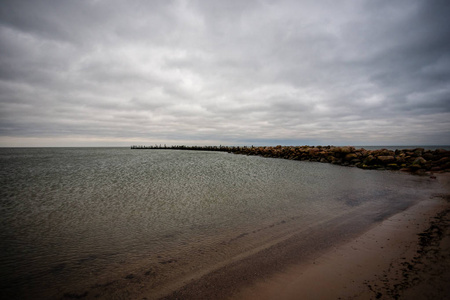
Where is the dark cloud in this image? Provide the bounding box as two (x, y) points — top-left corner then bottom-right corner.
(1, 0), (449, 147)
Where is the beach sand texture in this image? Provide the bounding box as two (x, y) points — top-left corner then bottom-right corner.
(233, 174), (450, 300)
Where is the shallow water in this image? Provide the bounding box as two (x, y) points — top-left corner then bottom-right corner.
(0, 148), (441, 299)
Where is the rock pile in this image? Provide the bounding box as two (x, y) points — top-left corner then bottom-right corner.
(231, 146), (450, 174)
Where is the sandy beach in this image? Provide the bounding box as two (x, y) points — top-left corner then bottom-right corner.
(234, 186), (450, 299)
(161, 174), (450, 300)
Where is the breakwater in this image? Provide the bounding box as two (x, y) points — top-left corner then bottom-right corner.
(131, 145), (450, 173)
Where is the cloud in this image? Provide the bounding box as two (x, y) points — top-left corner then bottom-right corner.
(1, 0), (449, 147)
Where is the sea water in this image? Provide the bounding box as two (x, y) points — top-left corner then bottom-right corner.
(0, 148), (441, 298)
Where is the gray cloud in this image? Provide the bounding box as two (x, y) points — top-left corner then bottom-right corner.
(1, 0), (449, 147)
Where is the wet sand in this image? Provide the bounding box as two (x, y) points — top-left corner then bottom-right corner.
(233, 174), (450, 300)
(160, 174), (450, 300)
(234, 193), (450, 299)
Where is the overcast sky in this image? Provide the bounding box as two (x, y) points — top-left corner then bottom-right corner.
(1, 0), (449, 147)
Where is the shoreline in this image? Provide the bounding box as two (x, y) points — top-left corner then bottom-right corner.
(233, 174), (450, 300)
(51, 171), (450, 300)
(159, 174), (450, 300)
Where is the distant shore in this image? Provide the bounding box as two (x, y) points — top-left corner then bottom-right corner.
(131, 145), (450, 174)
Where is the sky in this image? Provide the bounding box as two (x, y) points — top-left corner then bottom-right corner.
(1, 0), (450, 147)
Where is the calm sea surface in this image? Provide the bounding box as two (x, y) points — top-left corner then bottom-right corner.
(0, 148), (442, 299)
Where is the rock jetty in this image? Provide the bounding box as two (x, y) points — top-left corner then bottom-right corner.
(232, 146), (450, 173)
(131, 145), (450, 174)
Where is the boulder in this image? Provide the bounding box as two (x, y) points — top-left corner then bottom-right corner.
(345, 153), (358, 161)
(351, 159), (361, 164)
(412, 157), (427, 166)
(437, 157), (449, 164)
(363, 155), (376, 165)
(422, 152), (434, 161)
(308, 148), (320, 156)
(375, 149), (393, 156)
(377, 156), (395, 164)
(359, 150), (368, 157)
(395, 156), (405, 164)
(337, 146), (352, 154)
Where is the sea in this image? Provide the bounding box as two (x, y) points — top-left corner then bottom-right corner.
(0, 147), (445, 299)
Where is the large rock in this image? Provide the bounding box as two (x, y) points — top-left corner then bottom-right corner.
(437, 157), (449, 164)
(377, 156), (395, 164)
(345, 153), (358, 161)
(334, 146), (352, 154)
(308, 148), (320, 156)
(422, 152), (434, 161)
(395, 156), (406, 164)
(374, 149), (393, 156)
(363, 155), (376, 165)
(412, 157), (427, 166)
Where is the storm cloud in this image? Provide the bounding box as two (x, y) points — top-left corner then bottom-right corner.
(1, 0), (449, 146)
